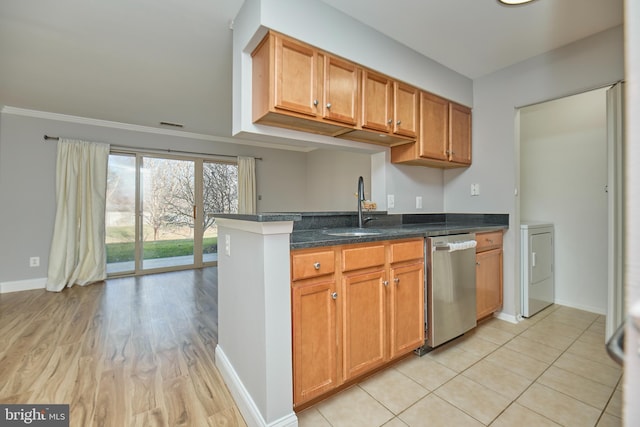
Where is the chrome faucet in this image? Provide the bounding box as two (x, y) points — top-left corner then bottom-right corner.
(357, 176), (365, 228)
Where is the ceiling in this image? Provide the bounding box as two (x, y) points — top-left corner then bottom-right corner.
(0, 0), (623, 140)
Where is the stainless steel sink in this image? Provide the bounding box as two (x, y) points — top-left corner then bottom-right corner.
(322, 228), (383, 237)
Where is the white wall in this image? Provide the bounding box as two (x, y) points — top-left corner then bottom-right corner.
(305, 149), (371, 211)
(520, 88), (608, 313)
(384, 156), (445, 214)
(445, 25), (624, 319)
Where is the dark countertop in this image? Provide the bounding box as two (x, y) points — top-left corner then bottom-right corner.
(214, 213), (302, 222)
(214, 211), (508, 249)
(290, 223), (507, 249)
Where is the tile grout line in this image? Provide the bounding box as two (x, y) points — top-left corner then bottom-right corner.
(486, 311), (617, 426)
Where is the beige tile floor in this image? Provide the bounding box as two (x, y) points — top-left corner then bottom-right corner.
(297, 305), (623, 427)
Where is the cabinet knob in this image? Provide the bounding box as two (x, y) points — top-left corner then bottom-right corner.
(313, 262), (321, 270)
(476, 261), (480, 266)
(383, 280), (389, 287)
(313, 99), (318, 106)
(394, 277), (400, 284)
(326, 103), (332, 109)
(396, 120), (401, 125)
(331, 292), (338, 300)
(387, 119), (393, 124)
(486, 239), (493, 244)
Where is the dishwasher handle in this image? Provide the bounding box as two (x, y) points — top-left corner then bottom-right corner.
(433, 240), (477, 252)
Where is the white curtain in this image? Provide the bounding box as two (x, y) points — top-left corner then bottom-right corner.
(46, 139), (110, 292)
(237, 156), (256, 214)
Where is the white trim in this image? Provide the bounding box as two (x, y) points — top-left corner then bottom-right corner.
(493, 311), (519, 324)
(0, 277), (46, 293)
(215, 345), (298, 427)
(0, 106), (311, 153)
(553, 299), (606, 316)
(215, 218), (294, 235)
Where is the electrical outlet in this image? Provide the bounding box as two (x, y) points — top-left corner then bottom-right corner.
(416, 196), (423, 209)
(29, 256), (40, 267)
(470, 183), (480, 196)
(387, 194), (395, 209)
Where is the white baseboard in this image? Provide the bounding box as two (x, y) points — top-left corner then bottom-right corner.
(215, 345), (298, 427)
(493, 311), (519, 324)
(0, 277), (46, 293)
(553, 299), (606, 315)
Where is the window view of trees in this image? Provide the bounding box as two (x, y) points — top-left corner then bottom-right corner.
(105, 153), (238, 274)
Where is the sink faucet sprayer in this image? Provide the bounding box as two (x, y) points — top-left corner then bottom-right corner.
(357, 176), (365, 228)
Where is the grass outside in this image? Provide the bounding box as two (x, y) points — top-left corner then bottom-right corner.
(106, 237), (218, 263)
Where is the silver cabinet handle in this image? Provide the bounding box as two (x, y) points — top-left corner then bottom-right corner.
(383, 280), (389, 287)
(313, 262), (321, 270)
(326, 103), (332, 109)
(331, 292), (338, 300)
(387, 119), (393, 124)
(313, 99), (318, 106)
(394, 277), (400, 284)
(396, 120), (401, 125)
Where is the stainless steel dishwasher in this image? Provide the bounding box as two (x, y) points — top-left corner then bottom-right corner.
(416, 233), (477, 355)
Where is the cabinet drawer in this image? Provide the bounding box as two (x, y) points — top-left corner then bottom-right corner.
(342, 245), (386, 272)
(476, 231), (503, 252)
(390, 239), (424, 264)
(292, 250), (335, 280)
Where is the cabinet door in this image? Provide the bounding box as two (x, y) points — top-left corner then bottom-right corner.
(274, 36), (318, 117)
(389, 262), (425, 358)
(476, 248), (503, 320)
(292, 280), (338, 405)
(360, 70), (392, 133)
(393, 82), (419, 138)
(342, 269), (386, 381)
(322, 55), (358, 125)
(418, 91), (449, 161)
(449, 102), (472, 165)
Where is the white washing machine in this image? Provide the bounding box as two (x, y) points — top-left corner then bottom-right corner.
(521, 222), (554, 317)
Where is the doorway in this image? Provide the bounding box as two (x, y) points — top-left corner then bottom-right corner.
(105, 153), (238, 275)
(519, 88), (609, 314)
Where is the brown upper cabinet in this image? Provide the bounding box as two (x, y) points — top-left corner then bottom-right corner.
(393, 82), (419, 138)
(252, 30), (471, 167)
(391, 91), (472, 168)
(252, 31), (357, 136)
(346, 70), (418, 145)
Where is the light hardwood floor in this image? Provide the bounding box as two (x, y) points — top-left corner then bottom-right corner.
(0, 268), (246, 427)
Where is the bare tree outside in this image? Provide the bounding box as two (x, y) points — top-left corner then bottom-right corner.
(142, 158), (192, 241)
(203, 161), (238, 228)
(106, 154), (238, 273)
(144, 160), (238, 236)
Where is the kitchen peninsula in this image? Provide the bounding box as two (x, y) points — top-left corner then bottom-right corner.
(214, 212), (507, 426)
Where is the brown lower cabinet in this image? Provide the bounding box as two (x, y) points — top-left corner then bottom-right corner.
(291, 238), (424, 408)
(475, 231), (504, 320)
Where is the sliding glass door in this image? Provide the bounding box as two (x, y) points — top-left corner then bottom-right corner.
(105, 154), (136, 274)
(106, 153), (238, 276)
(140, 157), (195, 270)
